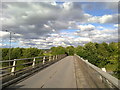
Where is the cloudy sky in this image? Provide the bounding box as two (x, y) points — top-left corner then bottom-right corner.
(1, 1), (119, 49)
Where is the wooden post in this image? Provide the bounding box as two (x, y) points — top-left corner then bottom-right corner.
(58, 55), (59, 60)
(43, 56), (45, 64)
(53, 56), (55, 61)
(11, 59), (16, 75)
(56, 55), (57, 60)
(60, 55), (61, 59)
(49, 56), (51, 62)
(32, 58), (36, 68)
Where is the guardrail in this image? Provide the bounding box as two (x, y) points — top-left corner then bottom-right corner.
(0, 54), (67, 88)
(75, 55), (120, 89)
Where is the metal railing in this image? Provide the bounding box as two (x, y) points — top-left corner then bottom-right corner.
(0, 54), (67, 88)
(75, 55), (120, 89)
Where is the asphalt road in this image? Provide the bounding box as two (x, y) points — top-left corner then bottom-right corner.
(9, 56), (77, 88)
(8, 56), (106, 88)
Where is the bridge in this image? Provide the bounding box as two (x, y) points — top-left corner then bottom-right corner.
(0, 54), (120, 89)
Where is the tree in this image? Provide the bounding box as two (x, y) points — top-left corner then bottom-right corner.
(95, 42), (110, 67)
(2, 48), (9, 60)
(114, 61), (120, 79)
(10, 47), (23, 59)
(22, 47), (40, 58)
(50, 46), (66, 55)
(66, 46), (74, 55)
(75, 45), (85, 57)
(38, 49), (44, 56)
(83, 42), (99, 66)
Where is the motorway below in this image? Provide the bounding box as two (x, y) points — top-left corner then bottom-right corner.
(8, 56), (106, 88)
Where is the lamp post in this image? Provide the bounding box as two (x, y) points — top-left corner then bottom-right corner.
(2, 30), (15, 66)
(9, 31), (11, 61)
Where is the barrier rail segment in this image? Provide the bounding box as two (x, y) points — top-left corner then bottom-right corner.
(74, 55), (120, 89)
(0, 54), (67, 88)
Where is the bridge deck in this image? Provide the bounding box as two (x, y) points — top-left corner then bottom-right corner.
(8, 56), (106, 88)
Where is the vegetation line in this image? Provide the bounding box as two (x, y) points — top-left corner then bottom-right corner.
(1, 42), (119, 79)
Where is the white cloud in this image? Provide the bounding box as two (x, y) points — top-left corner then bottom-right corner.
(28, 25), (35, 28)
(63, 2), (72, 10)
(96, 26), (104, 30)
(88, 14), (119, 24)
(50, 2), (57, 6)
(74, 37), (91, 42)
(1, 2), (118, 48)
(105, 2), (118, 10)
(114, 24), (119, 28)
(100, 15), (112, 23)
(0, 31), (9, 38)
(77, 24), (95, 31)
(74, 23), (118, 43)
(100, 14), (118, 24)
(44, 24), (50, 28)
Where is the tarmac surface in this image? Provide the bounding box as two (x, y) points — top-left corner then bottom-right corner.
(9, 56), (106, 88)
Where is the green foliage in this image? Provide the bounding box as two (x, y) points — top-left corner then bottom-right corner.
(1, 42), (119, 79)
(75, 42), (119, 79)
(75, 45), (85, 57)
(80, 42), (100, 66)
(2, 48), (9, 60)
(11, 47), (24, 59)
(22, 47), (42, 58)
(66, 46), (74, 55)
(114, 63), (120, 79)
(2, 47), (43, 60)
(76, 42), (117, 68)
(50, 46), (67, 55)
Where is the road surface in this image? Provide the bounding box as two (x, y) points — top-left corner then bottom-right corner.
(8, 56), (106, 88)
(9, 56), (77, 88)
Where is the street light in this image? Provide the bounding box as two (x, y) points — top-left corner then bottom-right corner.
(2, 30), (15, 66)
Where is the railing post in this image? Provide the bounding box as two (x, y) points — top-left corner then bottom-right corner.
(49, 56), (51, 62)
(60, 55), (61, 59)
(43, 56), (45, 64)
(61, 54), (63, 59)
(58, 55), (59, 60)
(53, 56), (55, 61)
(11, 59), (16, 75)
(56, 55), (57, 60)
(32, 57), (36, 68)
